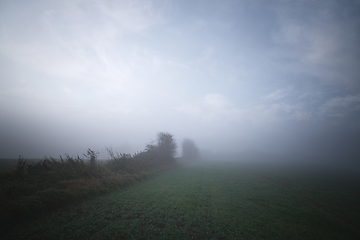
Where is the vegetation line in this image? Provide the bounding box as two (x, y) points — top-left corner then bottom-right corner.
(0, 132), (200, 230)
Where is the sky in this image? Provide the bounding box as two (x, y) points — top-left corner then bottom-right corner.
(1, 0), (360, 163)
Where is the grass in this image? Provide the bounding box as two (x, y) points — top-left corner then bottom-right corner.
(2, 160), (360, 239)
(0, 153), (176, 225)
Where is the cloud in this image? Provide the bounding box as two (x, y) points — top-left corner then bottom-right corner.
(0, 0), (177, 120)
(325, 94), (360, 108)
(177, 93), (242, 125)
(264, 88), (289, 101)
(251, 103), (308, 125)
(272, 0), (360, 87)
(263, 90), (360, 122)
(319, 94), (360, 118)
(289, 110), (313, 121)
(260, 87), (314, 121)
(201, 93), (230, 110)
(0, 0), (166, 79)
(96, 0), (165, 33)
(178, 90), (316, 129)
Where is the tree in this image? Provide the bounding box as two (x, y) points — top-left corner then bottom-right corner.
(144, 132), (177, 163)
(181, 138), (200, 160)
(156, 132), (177, 162)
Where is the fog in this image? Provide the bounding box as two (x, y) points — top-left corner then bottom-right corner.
(1, 1), (359, 168)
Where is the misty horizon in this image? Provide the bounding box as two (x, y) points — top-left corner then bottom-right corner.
(1, 1), (360, 166)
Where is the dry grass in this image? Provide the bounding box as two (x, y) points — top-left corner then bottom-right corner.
(0, 154), (176, 226)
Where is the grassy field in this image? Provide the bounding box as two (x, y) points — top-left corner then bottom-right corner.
(2, 160), (360, 239)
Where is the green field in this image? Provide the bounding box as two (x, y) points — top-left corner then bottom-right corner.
(2, 160), (360, 239)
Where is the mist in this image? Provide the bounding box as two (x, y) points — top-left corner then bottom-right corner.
(1, 0), (360, 169)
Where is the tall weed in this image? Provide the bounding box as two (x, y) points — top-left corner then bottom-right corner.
(0, 148), (176, 228)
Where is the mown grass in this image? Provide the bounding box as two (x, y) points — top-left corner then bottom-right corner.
(2, 160), (359, 239)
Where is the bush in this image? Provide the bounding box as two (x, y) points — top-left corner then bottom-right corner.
(145, 132), (177, 163)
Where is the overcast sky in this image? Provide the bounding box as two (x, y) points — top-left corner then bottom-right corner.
(1, 0), (360, 162)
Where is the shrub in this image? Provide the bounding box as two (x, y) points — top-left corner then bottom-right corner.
(15, 156), (27, 178)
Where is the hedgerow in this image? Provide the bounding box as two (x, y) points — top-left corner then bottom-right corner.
(0, 132), (180, 226)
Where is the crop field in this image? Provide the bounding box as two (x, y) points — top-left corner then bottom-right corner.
(2, 160), (360, 240)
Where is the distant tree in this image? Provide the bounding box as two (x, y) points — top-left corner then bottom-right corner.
(181, 138), (200, 160)
(145, 132), (177, 163)
(156, 132), (177, 162)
